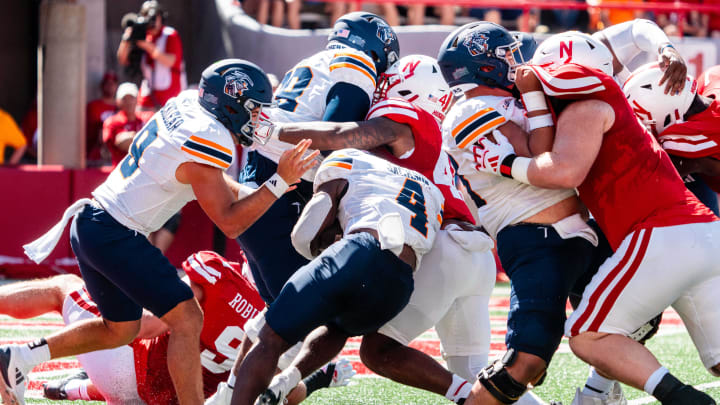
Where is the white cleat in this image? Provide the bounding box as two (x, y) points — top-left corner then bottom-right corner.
(0, 346), (29, 405)
(205, 382), (233, 405)
(570, 382), (627, 405)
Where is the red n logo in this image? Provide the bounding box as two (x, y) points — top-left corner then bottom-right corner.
(559, 41), (573, 64)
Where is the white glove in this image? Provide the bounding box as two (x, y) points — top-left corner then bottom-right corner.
(253, 112), (279, 145)
(329, 358), (357, 387)
(467, 130), (517, 176)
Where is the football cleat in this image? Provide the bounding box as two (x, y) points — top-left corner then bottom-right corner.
(570, 382), (627, 405)
(0, 345), (29, 405)
(205, 381), (233, 405)
(42, 370), (89, 400)
(256, 387), (285, 405)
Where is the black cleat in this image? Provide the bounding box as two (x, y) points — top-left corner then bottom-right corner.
(257, 388), (284, 405)
(42, 370), (88, 400)
(662, 384), (716, 405)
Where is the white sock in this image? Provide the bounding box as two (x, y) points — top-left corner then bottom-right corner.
(644, 366), (669, 395)
(227, 372), (237, 389)
(282, 366), (302, 392)
(63, 378), (92, 401)
(17, 339), (51, 369)
(582, 367), (614, 398)
(445, 374), (472, 403)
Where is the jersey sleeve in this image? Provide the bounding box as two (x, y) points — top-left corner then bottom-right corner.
(165, 29), (183, 71)
(313, 150), (355, 192)
(658, 130), (720, 159)
(366, 98), (420, 123)
(180, 128), (235, 170)
(183, 251), (240, 286)
(443, 100), (506, 150)
(528, 64), (608, 98)
(328, 49), (378, 100)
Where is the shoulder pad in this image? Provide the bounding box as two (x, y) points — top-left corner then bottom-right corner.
(444, 99), (506, 150)
(183, 251), (242, 285)
(328, 49), (377, 99)
(528, 64), (606, 97)
(313, 150), (356, 192)
(367, 98), (419, 121)
(181, 129), (235, 170)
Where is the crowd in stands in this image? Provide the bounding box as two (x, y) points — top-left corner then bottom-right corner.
(235, 0), (720, 37)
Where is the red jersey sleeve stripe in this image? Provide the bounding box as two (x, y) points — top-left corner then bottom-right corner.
(529, 65), (606, 96)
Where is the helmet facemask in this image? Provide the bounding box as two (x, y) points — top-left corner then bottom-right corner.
(237, 98), (276, 146)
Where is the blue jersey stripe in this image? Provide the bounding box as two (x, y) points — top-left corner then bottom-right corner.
(183, 140), (233, 164)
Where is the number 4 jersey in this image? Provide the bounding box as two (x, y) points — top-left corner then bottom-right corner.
(314, 149), (445, 263)
(133, 251), (265, 403)
(93, 90), (236, 235)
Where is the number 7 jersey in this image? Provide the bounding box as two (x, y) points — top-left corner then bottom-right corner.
(93, 90), (236, 235)
(314, 149), (445, 262)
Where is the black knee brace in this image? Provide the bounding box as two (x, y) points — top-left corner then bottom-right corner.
(477, 349), (528, 404)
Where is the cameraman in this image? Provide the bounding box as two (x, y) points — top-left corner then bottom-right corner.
(117, 1), (185, 111)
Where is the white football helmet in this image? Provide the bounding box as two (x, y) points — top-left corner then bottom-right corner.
(374, 54), (453, 122)
(623, 62), (697, 135)
(532, 31), (614, 76)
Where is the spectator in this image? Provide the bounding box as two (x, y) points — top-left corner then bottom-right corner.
(102, 83), (152, 168)
(117, 1), (185, 111)
(0, 108), (27, 165)
(86, 71), (118, 164)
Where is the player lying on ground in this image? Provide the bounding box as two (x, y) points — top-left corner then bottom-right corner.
(0, 251), (354, 404)
(231, 149), (445, 405)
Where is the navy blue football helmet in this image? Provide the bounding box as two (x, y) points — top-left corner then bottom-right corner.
(437, 22), (523, 90)
(328, 12), (400, 74)
(198, 59), (274, 146)
(511, 31), (537, 63)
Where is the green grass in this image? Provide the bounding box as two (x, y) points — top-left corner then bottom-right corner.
(9, 281), (719, 404)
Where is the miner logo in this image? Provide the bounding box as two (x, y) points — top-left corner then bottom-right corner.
(464, 32), (489, 56)
(377, 23), (395, 45)
(224, 70), (254, 98)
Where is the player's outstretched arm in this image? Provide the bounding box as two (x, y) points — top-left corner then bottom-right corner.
(275, 117), (409, 152)
(177, 140), (319, 239)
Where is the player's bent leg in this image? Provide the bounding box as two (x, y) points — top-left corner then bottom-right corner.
(232, 323), (292, 405)
(0, 274), (83, 319)
(160, 297), (204, 405)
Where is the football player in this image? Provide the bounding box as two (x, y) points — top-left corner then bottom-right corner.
(0, 252), (352, 405)
(254, 54), (497, 405)
(236, 11), (400, 306)
(232, 149), (445, 405)
(436, 22), (609, 405)
(3, 59), (317, 405)
(468, 39), (720, 405)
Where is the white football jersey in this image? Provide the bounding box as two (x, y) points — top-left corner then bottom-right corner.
(255, 45), (378, 181)
(443, 96), (575, 239)
(314, 149), (444, 261)
(93, 90), (235, 235)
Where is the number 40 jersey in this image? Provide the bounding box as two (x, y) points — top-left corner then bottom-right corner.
(315, 149), (445, 263)
(93, 90), (236, 235)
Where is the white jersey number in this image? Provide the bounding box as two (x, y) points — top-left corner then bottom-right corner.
(200, 325), (244, 374)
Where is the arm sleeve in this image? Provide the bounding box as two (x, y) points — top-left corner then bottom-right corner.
(180, 129), (235, 170)
(445, 103), (505, 150)
(313, 151), (354, 192)
(528, 64), (608, 99)
(595, 19), (670, 67)
(322, 82), (371, 122)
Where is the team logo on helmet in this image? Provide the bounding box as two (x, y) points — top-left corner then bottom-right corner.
(376, 23), (395, 45)
(224, 70), (254, 99)
(463, 32), (489, 56)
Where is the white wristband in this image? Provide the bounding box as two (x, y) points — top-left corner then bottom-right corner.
(528, 114), (554, 131)
(264, 173), (289, 198)
(522, 91), (548, 112)
(511, 156), (532, 184)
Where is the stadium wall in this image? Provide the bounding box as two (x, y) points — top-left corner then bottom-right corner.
(214, 0), (720, 79)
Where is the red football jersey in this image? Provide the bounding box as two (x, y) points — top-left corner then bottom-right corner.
(529, 63), (717, 250)
(367, 97), (475, 224)
(698, 65), (720, 101)
(133, 251), (265, 404)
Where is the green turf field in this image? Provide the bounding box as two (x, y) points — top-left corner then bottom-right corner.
(4, 282), (717, 404)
